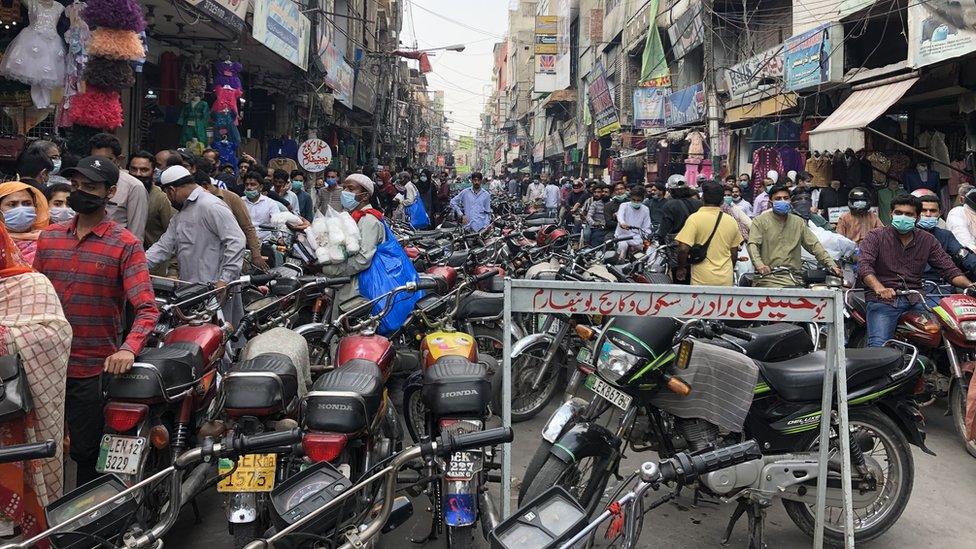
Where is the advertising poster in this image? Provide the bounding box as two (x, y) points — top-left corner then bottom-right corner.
(784, 23), (836, 90)
(252, 0), (311, 70)
(909, 2), (976, 68)
(633, 87), (668, 129)
(664, 82), (705, 126)
(724, 45), (784, 98)
(588, 63), (621, 137)
(535, 15), (558, 93)
(184, 0), (247, 33)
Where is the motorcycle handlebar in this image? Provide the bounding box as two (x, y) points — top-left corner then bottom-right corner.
(224, 429), (303, 457)
(245, 272), (279, 286)
(655, 440), (761, 485)
(429, 427), (514, 459)
(717, 324), (755, 341)
(297, 275), (353, 287)
(0, 440), (56, 464)
(416, 278), (441, 291)
(474, 268), (501, 282)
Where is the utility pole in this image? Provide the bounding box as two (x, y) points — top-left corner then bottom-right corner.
(702, 0), (721, 179)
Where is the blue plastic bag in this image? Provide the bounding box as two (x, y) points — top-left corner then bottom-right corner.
(358, 221), (424, 335)
(405, 199), (431, 229)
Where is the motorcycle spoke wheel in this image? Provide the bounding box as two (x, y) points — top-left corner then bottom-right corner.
(511, 348), (560, 420)
(949, 379), (976, 458)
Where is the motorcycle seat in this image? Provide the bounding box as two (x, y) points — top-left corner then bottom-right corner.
(226, 353), (300, 405)
(525, 217), (558, 227)
(107, 343), (203, 401)
(416, 294), (449, 317)
(722, 324), (814, 362)
(758, 347), (904, 402)
(447, 250), (470, 268)
(456, 291), (503, 319)
(423, 357), (492, 417)
(311, 359), (385, 418)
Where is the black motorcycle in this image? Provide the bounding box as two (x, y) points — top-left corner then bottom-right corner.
(519, 315), (929, 547)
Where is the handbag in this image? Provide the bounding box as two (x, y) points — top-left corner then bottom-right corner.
(0, 353), (34, 422)
(687, 212), (724, 265)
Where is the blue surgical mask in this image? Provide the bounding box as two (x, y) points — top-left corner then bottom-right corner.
(326, 177), (338, 186)
(724, 196), (734, 205)
(891, 214), (916, 233)
(291, 180), (304, 192)
(49, 206), (75, 224)
(420, 176), (428, 182)
(771, 199), (792, 215)
(340, 190), (360, 211)
(917, 216), (939, 230)
(51, 158), (62, 175)
(3, 205), (36, 232)
(244, 190), (260, 201)
(153, 168), (162, 184)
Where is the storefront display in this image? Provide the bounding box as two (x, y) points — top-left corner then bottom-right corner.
(0, 0), (66, 109)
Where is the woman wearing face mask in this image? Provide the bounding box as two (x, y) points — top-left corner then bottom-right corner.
(0, 181), (50, 264)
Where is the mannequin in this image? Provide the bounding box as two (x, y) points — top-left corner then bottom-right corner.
(180, 53), (209, 103)
(904, 161), (940, 195)
(0, 0), (67, 108)
(178, 95), (209, 144)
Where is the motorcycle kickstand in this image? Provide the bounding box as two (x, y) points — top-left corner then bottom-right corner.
(720, 499), (748, 546)
(745, 501), (768, 549)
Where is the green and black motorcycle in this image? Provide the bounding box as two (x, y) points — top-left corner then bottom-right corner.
(519, 316), (930, 547)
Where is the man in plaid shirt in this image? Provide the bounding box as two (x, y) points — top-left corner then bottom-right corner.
(34, 156), (160, 485)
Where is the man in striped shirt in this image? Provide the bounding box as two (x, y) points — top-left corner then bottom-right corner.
(34, 155), (160, 486)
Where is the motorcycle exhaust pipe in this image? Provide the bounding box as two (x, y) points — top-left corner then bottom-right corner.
(478, 488), (500, 530)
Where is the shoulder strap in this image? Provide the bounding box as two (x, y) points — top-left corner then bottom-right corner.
(702, 211), (724, 249)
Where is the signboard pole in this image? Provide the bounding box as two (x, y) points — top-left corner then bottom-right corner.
(501, 278), (514, 518)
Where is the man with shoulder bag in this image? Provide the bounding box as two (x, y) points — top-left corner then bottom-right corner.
(675, 181), (744, 286)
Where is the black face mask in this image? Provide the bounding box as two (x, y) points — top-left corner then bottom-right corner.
(600, 196), (611, 203)
(135, 175), (152, 192)
(67, 189), (108, 214)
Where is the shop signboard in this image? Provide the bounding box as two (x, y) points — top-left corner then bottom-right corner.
(184, 0), (247, 33)
(252, 0), (311, 71)
(555, 0), (574, 90)
(562, 120), (579, 149)
(783, 23), (843, 91)
(908, 2), (976, 68)
(535, 15), (559, 93)
(724, 45), (784, 98)
(588, 63), (621, 137)
(633, 86), (668, 129)
(353, 67), (376, 113)
(664, 82), (705, 126)
(417, 137), (429, 154)
(666, 1), (705, 60)
(533, 141), (544, 162)
(298, 139), (332, 173)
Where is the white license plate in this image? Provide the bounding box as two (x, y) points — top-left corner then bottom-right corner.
(585, 375), (633, 411)
(445, 450), (483, 480)
(96, 435), (146, 475)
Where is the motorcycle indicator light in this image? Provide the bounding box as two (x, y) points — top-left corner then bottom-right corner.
(150, 424), (170, 449)
(103, 402), (148, 433)
(574, 324), (595, 341)
(302, 432), (349, 463)
(665, 374), (692, 397)
(676, 340), (694, 370)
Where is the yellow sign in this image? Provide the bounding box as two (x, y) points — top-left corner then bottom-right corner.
(724, 93), (798, 124)
(217, 453), (277, 492)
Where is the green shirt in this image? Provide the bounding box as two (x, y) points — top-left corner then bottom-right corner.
(747, 211), (837, 287)
(877, 186), (907, 225)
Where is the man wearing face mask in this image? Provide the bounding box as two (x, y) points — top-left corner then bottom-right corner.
(290, 170), (314, 220)
(655, 177), (701, 240)
(128, 151), (173, 250)
(751, 175), (776, 217)
(34, 155), (160, 486)
(89, 133), (148, 242)
(835, 187), (883, 244)
(146, 166), (246, 323)
(450, 172), (492, 231)
(859, 195), (976, 346)
(730, 184), (753, 217)
(16, 140), (58, 192)
(748, 184), (840, 287)
(317, 167), (343, 213)
(643, 183), (666, 226)
(615, 187), (653, 259)
(916, 195), (976, 287)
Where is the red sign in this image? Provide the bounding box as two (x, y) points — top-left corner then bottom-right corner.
(416, 137), (429, 154)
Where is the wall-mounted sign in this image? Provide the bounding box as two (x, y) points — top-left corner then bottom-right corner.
(725, 45), (784, 98)
(252, 0), (311, 70)
(535, 15), (559, 93)
(634, 86), (668, 129)
(184, 0), (247, 33)
(555, 0), (574, 90)
(783, 23), (843, 91)
(298, 139), (332, 172)
(909, 2), (976, 68)
(664, 82), (705, 126)
(666, 1), (704, 60)
(588, 63), (621, 137)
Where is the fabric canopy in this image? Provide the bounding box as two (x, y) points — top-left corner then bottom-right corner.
(808, 76), (918, 152)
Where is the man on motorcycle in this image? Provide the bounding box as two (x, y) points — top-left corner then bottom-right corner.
(859, 195), (976, 346)
(918, 195), (976, 284)
(585, 183), (610, 245)
(748, 184), (841, 287)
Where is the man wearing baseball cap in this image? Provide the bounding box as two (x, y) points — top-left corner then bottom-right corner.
(145, 165), (246, 324)
(34, 155), (161, 486)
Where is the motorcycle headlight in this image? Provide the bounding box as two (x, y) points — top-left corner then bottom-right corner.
(961, 321), (976, 341)
(597, 339), (643, 383)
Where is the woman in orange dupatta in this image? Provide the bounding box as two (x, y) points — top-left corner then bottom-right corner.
(0, 223), (71, 546)
(0, 181), (50, 265)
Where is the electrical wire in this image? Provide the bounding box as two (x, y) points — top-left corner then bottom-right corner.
(406, 0), (507, 39)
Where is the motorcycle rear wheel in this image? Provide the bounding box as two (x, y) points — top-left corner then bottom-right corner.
(949, 378), (976, 458)
(510, 341), (564, 423)
(445, 524), (476, 549)
(782, 408), (913, 546)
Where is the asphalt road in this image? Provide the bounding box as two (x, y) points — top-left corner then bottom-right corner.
(152, 399), (976, 549)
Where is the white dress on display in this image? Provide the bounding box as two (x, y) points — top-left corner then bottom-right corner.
(0, 0), (67, 108)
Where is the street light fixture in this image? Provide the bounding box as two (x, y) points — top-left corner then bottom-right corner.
(418, 44), (466, 53)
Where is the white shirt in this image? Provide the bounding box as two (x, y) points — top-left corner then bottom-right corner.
(244, 194), (281, 240)
(946, 205), (976, 251)
(489, 179), (504, 193)
(544, 184), (561, 209)
(732, 198), (753, 217)
(615, 202), (652, 243)
(283, 190), (300, 212)
(527, 182), (544, 202)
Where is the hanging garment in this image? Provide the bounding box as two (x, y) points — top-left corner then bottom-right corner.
(179, 57), (209, 103)
(776, 146), (806, 174)
(56, 1), (91, 127)
(805, 155), (833, 187)
(904, 167), (941, 195)
(686, 130), (706, 159)
(211, 86), (242, 121)
(212, 139), (239, 172)
(178, 99), (209, 144)
(867, 152), (891, 185)
(917, 130), (951, 180)
(949, 160), (973, 198)
(213, 110), (241, 144)
(832, 152), (862, 189)
(268, 157), (298, 174)
(684, 158), (702, 185)
(751, 148), (784, 196)
(158, 51), (180, 107)
(213, 60), (243, 89)
(268, 138), (299, 162)
(773, 119), (802, 143)
(0, 0), (66, 108)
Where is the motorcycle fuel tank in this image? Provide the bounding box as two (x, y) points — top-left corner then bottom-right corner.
(935, 294), (976, 348)
(421, 331), (478, 369)
(336, 335), (394, 377)
(165, 323), (224, 368)
(425, 265), (458, 290)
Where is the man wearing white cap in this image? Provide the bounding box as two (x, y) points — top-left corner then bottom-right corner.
(146, 165), (247, 322)
(320, 173), (385, 311)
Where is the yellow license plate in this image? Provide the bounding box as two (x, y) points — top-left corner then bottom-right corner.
(217, 453), (277, 492)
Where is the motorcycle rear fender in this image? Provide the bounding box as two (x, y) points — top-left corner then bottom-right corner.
(877, 397), (935, 456)
(542, 397), (588, 443)
(293, 322), (329, 338)
(442, 477), (479, 527)
(549, 422), (618, 464)
(511, 333), (554, 359)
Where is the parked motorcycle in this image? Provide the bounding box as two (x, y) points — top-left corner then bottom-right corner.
(520, 316), (928, 546)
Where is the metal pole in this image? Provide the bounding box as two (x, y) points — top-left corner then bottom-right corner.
(833, 290), (855, 549)
(864, 126), (969, 178)
(501, 277), (513, 518)
(702, 0), (722, 178)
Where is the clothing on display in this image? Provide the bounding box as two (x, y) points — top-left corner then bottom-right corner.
(832, 150), (863, 189)
(180, 55), (209, 104)
(184, 138), (204, 156)
(267, 137), (299, 163)
(158, 51), (179, 107)
(917, 130), (951, 180)
(751, 147), (784, 196)
(866, 152), (891, 185)
(212, 139), (239, 171)
(686, 130), (705, 159)
(805, 153), (833, 187)
(178, 98), (210, 144)
(776, 146), (806, 174)
(888, 153), (911, 182)
(948, 159), (973, 197)
(0, 0), (67, 108)
(212, 86), (242, 120)
(214, 60), (243, 89)
(241, 137), (262, 161)
(268, 157), (298, 174)
(904, 165), (941, 194)
(213, 110), (240, 144)
(56, 0), (91, 127)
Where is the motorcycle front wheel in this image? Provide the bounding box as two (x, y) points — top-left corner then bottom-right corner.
(519, 452), (610, 516)
(782, 408), (914, 546)
(510, 341), (565, 422)
(949, 378), (976, 458)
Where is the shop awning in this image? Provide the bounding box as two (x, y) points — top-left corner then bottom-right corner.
(808, 76), (918, 152)
(724, 93), (798, 124)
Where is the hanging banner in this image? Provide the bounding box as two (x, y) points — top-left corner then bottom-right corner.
(588, 63), (621, 137)
(633, 87), (668, 129)
(908, 2), (976, 68)
(555, 0), (574, 90)
(639, 0), (671, 86)
(252, 0), (311, 70)
(724, 45), (784, 98)
(784, 23), (843, 91)
(184, 0), (247, 34)
(298, 139), (333, 172)
(664, 82), (705, 126)
(535, 15), (559, 93)
(666, 1), (704, 60)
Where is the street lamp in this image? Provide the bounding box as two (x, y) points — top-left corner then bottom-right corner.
(417, 44), (466, 53)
